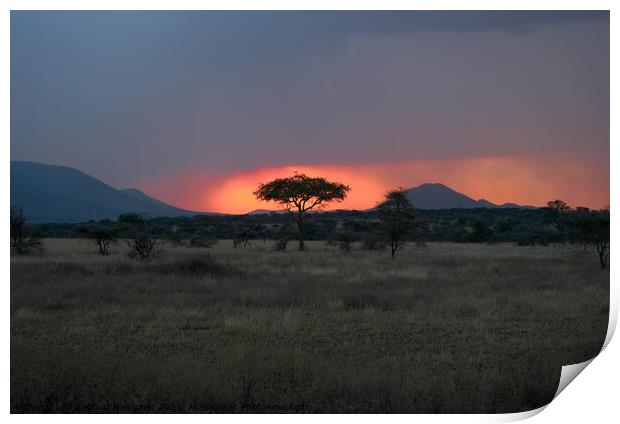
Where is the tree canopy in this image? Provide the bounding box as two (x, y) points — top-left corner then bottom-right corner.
(254, 173), (350, 213)
(546, 199), (571, 214)
(377, 189), (416, 258)
(254, 173), (350, 250)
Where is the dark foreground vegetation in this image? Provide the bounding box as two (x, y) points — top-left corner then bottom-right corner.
(10, 196), (610, 413)
(11, 240), (608, 413)
(24, 203), (609, 261)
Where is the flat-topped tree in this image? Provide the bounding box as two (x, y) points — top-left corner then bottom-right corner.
(377, 189), (416, 258)
(254, 173), (350, 250)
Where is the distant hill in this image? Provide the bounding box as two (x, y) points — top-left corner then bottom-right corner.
(10, 161), (204, 223)
(403, 183), (534, 210)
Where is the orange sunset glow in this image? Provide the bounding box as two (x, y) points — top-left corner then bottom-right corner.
(139, 154), (609, 214)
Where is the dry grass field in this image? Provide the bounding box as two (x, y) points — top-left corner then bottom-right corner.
(10, 239), (609, 413)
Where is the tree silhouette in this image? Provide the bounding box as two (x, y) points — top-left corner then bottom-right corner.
(89, 226), (116, 256)
(10, 208), (28, 255)
(545, 199), (572, 242)
(575, 210), (610, 269)
(377, 189), (416, 258)
(10, 208), (43, 255)
(233, 223), (258, 248)
(254, 173), (350, 250)
(546, 199), (571, 214)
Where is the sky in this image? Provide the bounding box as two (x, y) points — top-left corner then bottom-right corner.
(10, 11), (609, 213)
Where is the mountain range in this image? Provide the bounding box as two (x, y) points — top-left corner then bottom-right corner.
(10, 161), (534, 223)
(402, 183), (533, 210)
(10, 161), (201, 223)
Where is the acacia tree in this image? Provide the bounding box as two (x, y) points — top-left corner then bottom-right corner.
(117, 213), (160, 260)
(10, 208), (43, 255)
(377, 189), (416, 258)
(89, 226), (116, 256)
(546, 199), (573, 242)
(575, 210), (610, 269)
(233, 223), (258, 248)
(547, 199), (571, 214)
(254, 173), (350, 250)
(10, 208), (28, 255)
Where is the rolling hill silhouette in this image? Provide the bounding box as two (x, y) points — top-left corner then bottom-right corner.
(10, 161), (203, 223)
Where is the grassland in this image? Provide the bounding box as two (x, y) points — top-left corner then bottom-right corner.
(10, 239), (609, 413)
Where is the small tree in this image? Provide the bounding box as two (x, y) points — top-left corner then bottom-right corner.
(575, 210), (610, 269)
(119, 213), (160, 260)
(188, 237), (218, 249)
(118, 212), (144, 226)
(127, 235), (159, 260)
(547, 199), (571, 214)
(467, 219), (492, 243)
(10, 208), (28, 255)
(377, 189), (416, 258)
(253, 223), (268, 244)
(10, 208), (43, 255)
(338, 231), (356, 254)
(545, 199), (573, 242)
(361, 232), (386, 251)
(254, 173), (350, 250)
(167, 225), (185, 246)
(90, 226), (116, 256)
(233, 223), (257, 249)
(271, 223), (295, 251)
(272, 239), (289, 251)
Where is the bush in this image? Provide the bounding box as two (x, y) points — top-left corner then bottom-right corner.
(188, 238), (218, 249)
(166, 230), (184, 246)
(10, 208), (44, 256)
(127, 236), (160, 260)
(118, 213), (144, 226)
(362, 234), (386, 251)
(154, 255), (241, 278)
(272, 239), (289, 251)
(90, 227), (116, 255)
(338, 232), (356, 253)
(14, 237), (45, 256)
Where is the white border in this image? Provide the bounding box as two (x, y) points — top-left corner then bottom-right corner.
(2, 2), (616, 422)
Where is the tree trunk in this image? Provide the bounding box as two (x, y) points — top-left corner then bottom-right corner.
(297, 210), (305, 251)
(391, 242), (396, 258)
(597, 242), (607, 269)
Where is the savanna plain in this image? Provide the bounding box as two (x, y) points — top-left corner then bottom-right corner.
(11, 239), (609, 413)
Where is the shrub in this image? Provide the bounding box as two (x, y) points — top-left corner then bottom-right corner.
(154, 255), (240, 278)
(127, 236), (160, 260)
(325, 238), (338, 247)
(188, 238), (218, 249)
(90, 227), (116, 255)
(10, 208), (44, 256)
(362, 234), (386, 251)
(338, 232), (356, 253)
(272, 239), (289, 251)
(166, 229), (184, 246)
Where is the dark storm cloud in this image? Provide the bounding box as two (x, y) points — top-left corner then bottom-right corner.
(10, 11), (609, 189)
